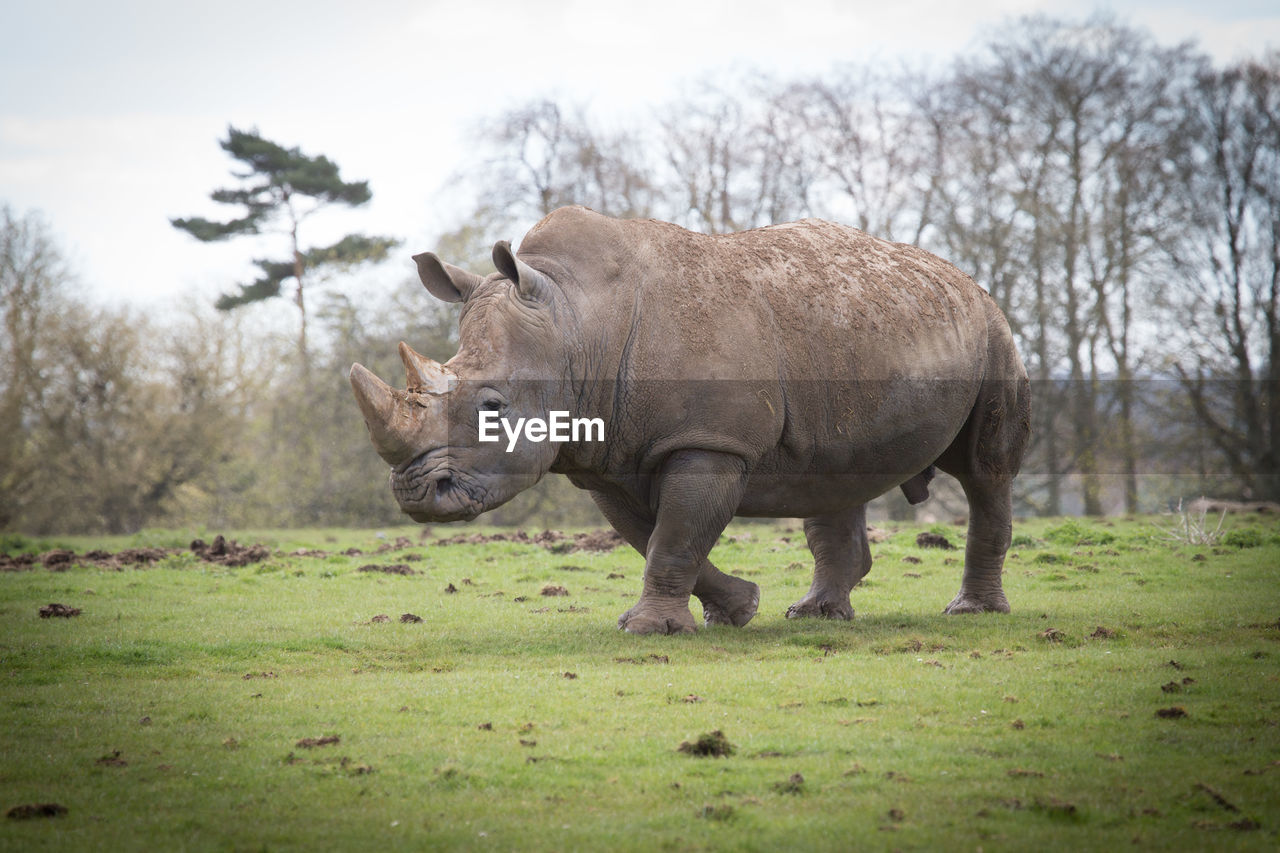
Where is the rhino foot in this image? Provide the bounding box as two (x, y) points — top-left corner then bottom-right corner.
(943, 590), (1010, 614)
(699, 578), (760, 628)
(785, 594), (854, 621)
(618, 600), (698, 635)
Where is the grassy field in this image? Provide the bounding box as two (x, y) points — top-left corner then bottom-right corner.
(1, 514), (1278, 851)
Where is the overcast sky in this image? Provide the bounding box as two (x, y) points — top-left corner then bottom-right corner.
(1, 0), (1277, 310)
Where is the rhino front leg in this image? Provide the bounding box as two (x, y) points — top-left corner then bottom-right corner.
(618, 450), (749, 635)
(589, 488), (759, 628)
(786, 504), (869, 620)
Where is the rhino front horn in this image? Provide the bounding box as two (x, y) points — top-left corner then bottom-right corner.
(349, 363), (422, 467)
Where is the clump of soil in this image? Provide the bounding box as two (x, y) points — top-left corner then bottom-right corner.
(399, 613), (422, 623)
(678, 730), (735, 757)
(774, 772), (805, 794)
(1089, 626), (1116, 639)
(296, 735), (340, 748)
(915, 532), (955, 550)
(1156, 706), (1188, 719)
(95, 750), (127, 767)
(540, 583), (570, 597)
(39, 603), (80, 618)
(189, 535), (269, 567)
(1039, 627), (1065, 642)
(6, 803), (67, 820)
(434, 528), (623, 553)
(357, 564), (416, 575)
(41, 549), (75, 570)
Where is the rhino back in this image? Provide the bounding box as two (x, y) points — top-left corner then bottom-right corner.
(520, 208), (994, 487)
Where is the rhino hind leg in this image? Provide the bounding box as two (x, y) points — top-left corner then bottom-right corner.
(785, 504), (870, 620)
(937, 338), (1031, 614)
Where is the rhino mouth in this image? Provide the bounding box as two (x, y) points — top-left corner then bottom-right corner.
(390, 451), (488, 522)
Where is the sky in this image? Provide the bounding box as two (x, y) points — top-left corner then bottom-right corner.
(1, 0), (1277, 311)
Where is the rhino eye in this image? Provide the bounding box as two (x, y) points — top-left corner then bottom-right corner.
(478, 390), (507, 414)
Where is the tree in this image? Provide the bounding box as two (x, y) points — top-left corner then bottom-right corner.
(171, 126), (399, 368)
(0, 206), (69, 528)
(1171, 54), (1280, 501)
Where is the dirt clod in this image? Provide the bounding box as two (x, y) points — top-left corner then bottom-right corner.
(399, 613), (423, 623)
(1161, 680), (1183, 693)
(38, 603), (80, 618)
(678, 730), (735, 757)
(1089, 626), (1116, 639)
(1156, 706), (1188, 719)
(915, 532), (955, 550)
(358, 564), (416, 575)
(1039, 627), (1065, 642)
(540, 584), (569, 597)
(774, 772), (805, 794)
(6, 803), (67, 820)
(95, 750), (127, 767)
(296, 735), (340, 748)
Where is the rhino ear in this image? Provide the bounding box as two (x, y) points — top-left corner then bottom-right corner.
(492, 240), (552, 303)
(413, 252), (483, 303)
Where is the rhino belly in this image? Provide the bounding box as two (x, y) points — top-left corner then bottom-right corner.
(734, 376), (978, 517)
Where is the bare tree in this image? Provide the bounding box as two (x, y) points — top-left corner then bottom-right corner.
(1171, 54), (1280, 501)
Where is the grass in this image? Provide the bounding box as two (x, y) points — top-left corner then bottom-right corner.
(1, 515), (1278, 851)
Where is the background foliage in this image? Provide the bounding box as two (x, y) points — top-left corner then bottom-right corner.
(2, 14), (1277, 534)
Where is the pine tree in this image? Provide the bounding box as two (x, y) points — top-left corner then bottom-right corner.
(172, 126), (398, 366)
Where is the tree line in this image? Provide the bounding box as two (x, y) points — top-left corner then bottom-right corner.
(1, 14), (1275, 533)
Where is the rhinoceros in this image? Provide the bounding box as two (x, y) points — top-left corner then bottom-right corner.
(350, 206), (1030, 634)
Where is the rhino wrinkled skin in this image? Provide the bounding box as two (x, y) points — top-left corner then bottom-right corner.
(350, 206), (1030, 634)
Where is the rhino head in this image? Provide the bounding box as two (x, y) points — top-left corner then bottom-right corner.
(349, 241), (572, 522)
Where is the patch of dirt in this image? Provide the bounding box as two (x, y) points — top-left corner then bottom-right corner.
(901, 555), (921, 564)
(540, 584), (569, 597)
(432, 528), (624, 553)
(38, 603), (80, 618)
(678, 730), (735, 757)
(1156, 706), (1188, 719)
(1089, 626), (1116, 639)
(615, 654), (669, 665)
(95, 750), (127, 767)
(1007, 768), (1045, 777)
(296, 735), (340, 748)
(1195, 782), (1239, 812)
(867, 527), (890, 543)
(41, 549), (75, 570)
(10, 535), (272, 573)
(6, 803), (67, 820)
(189, 536), (270, 567)
(399, 613), (422, 623)
(774, 772), (805, 794)
(915, 532), (955, 550)
(1039, 627), (1065, 642)
(369, 615), (391, 623)
(357, 564), (416, 575)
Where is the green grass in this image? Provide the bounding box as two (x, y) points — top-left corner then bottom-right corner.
(2, 516), (1278, 851)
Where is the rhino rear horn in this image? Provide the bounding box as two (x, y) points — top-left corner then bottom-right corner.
(413, 252), (483, 303)
(349, 363), (423, 467)
(493, 240), (552, 302)
(398, 341), (453, 395)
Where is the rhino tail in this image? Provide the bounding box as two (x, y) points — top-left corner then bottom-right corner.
(900, 465), (936, 505)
